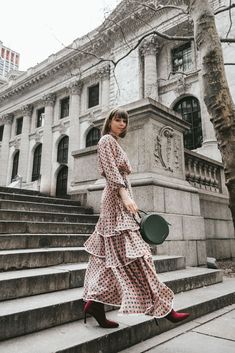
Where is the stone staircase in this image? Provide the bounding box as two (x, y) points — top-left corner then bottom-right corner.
(0, 187), (234, 353)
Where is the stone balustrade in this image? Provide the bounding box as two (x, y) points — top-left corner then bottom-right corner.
(184, 149), (223, 193)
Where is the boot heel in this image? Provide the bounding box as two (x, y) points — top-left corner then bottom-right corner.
(84, 312), (87, 324)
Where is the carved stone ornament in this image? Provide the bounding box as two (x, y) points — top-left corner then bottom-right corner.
(174, 75), (191, 95)
(34, 131), (42, 143)
(154, 126), (175, 172)
(139, 34), (160, 56)
(68, 80), (83, 95)
(96, 64), (110, 79)
(13, 136), (21, 150)
(42, 93), (56, 106)
(59, 121), (67, 135)
(88, 111), (96, 125)
(21, 104), (33, 117)
(1, 113), (14, 125)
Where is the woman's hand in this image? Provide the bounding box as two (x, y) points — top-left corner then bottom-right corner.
(119, 187), (138, 214)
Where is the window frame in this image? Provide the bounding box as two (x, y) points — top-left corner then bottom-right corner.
(60, 96), (70, 119)
(0, 125), (4, 142)
(172, 42), (192, 73)
(88, 83), (100, 109)
(86, 127), (101, 147)
(36, 107), (45, 128)
(32, 144), (42, 181)
(16, 117), (23, 135)
(173, 96), (202, 150)
(57, 136), (69, 164)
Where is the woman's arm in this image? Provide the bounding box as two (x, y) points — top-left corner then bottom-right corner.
(119, 187), (138, 215)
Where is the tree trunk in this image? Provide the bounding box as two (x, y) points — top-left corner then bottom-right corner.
(189, 0), (235, 227)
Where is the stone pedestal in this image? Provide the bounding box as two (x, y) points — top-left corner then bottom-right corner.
(0, 114), (13, 186)
(140, 35), (159, 101)
(40, 94), (56, 195)
(18, 105), (32, 182)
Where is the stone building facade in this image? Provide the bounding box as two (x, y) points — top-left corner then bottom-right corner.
(0, 0), (234, 263)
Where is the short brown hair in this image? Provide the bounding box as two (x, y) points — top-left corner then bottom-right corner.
(101, 108), (129, 138)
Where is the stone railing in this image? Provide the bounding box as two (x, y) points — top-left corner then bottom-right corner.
(184, 149), (224, 193)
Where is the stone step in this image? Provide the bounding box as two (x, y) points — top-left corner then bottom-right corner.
(0, 191), (81, 206)
(0, 186), (41, 196)
(0, 247), (89, 271)
(0, 221), (96, 234)
(0, 234), (90, 249)
(0, 256), (186, 300)
(0, 199), (93, 214)
(0, 277), (234, 344)
(0, 265), (222, 302)
(0, 209), (99, 223)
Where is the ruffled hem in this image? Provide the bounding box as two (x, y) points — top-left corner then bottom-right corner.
(84, 228), (152, 268)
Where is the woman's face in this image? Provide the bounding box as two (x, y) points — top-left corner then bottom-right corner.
(110, 114), (127, 137)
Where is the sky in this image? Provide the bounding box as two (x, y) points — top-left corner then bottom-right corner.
(0, 0), (121, 71)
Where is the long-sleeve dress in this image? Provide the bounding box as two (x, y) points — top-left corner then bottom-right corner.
(82, 133), (174, 318)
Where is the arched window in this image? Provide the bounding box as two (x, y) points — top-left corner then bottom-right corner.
(57, 136), (69, 164)
(86, 127), (101, 147)
(11, 150), (19, 181)
(173, 96), (202, 150)
(32, 144), (42, 181)
(56, 166), (68, 197)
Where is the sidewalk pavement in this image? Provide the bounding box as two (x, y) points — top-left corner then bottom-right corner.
(120, 304), (235, 353)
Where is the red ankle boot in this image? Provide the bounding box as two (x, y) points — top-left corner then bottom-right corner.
(83, 300), (119, 328)
(166, 309), (190, 323)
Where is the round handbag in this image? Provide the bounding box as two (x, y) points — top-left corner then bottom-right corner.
(134, 209), (171, 245)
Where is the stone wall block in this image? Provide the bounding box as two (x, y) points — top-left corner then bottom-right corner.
(191, 193), (201, 216)
(182, 215), (205, 240)
(164, 214), (183, 241)
(196, 240), (207, 266)
(165, 188), (192, 215)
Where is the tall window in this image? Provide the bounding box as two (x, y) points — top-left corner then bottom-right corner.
(172, 42), (192, 73)
(16, 117), (23, 135)
(57, 136), (69, 164)
(86, 127), (101, 147)
(11, 150), (19, 181)
(0, 125), (4, 142)
(173, 96), (202, 150)
(88, 83), (99, 108)
(32, 144), (42, 181)
(56, 166), (68, 197)
(36, 108), (45, 128)
(60, 97), (70, 119)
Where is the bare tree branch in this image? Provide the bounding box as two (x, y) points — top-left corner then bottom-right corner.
(214, 2), (235, 15)
(226, 0), (233, 38)
(224, 63), (235, 65)
(220, 38), (235, 43)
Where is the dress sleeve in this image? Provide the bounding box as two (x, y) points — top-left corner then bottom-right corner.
(97, 136), (127, 190)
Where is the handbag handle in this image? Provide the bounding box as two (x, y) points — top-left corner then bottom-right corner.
(133, 209), (147, 225)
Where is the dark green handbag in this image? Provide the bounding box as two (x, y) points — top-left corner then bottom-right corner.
(134, 210), (171, 245)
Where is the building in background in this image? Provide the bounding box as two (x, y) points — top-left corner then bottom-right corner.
(0, 41), (20, 78)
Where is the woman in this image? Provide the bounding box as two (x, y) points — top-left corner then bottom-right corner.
(82, 108), (189, 328)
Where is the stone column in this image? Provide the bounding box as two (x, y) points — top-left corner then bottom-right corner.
(67, 80), (83, 191)
(40, 93), (56, 194)
(0, 114), (14, 186)
(97, 64), (110, 111)
(198, 73), (221, 161)
(18, 104), (32, 182)
(139, 35), (159, 101)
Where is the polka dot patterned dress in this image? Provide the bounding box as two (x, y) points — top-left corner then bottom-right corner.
(82, 134), (174, 318)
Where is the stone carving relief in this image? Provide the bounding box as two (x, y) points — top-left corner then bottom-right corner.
(154, 126), (175, 172)
(139, 34), (160, 56)
(21, 104), (33, 117)
(1, 113), (14, 125)
(34, 131), (42, 143)
(13, 136), (21, 150)
(42, 93), (56, 106)
(59, 121), (67, 135)
(96, 64), (110, 80)
(174, 75), (191, 95)
(68, 80), (83, 95)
